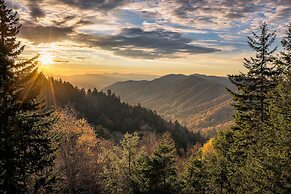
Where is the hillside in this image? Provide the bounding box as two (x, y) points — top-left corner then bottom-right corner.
(35, 74), (200, 148)
(52, 73), (158, 90)
(106, 74), (235, 136)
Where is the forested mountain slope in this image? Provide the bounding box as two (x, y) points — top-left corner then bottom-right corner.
(106, 74), (235, 137)
(36, 74), (200, 148)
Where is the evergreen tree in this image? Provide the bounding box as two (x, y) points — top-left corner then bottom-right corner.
(182, 155), (206, 194)
(280, 23), (291, 74)
(267, 71), (291, 193)
(228, 22), (279, 132)
(131, 133), (180, 194)
(102, 132), (141, 194)
(245, 70), (291, 193)
(240, 23), (291, 194)
(0, 1), (58, 193)
(212, 130), (236, 194)
(149, 134), (179, 194)
(120, 132), (139, 180)
(182, 139), (229, 194)
(215, 22), (280, 192)
(245, 23), (291, 193)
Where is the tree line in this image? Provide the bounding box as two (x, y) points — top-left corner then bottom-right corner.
(0, 0), (290, 193)
(36, 75), (202, 149)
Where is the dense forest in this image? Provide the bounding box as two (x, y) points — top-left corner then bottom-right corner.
(37, 75), (200, 149)
(0, 1), (290, 193)
(106, 73), (234, 138)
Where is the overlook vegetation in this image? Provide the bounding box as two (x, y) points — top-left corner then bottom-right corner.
(106, 73), (235, 138)
(36, 75), (201, 149)
(0, 1), (290, 193)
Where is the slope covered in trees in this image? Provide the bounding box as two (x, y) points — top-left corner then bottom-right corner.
(36, 76), (200, 149)
(106, 74), (235, 137)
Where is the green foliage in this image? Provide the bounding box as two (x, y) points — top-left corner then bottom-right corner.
(181, 139), (229, 194)
(101, 132), (141, 194)
(40, 78), (200, 149)
(0, 1), (58, 193)
(182, 155), (206, 194)
(243, 26), (291, 193)
(131, 133), (180, 194)
(215, 22), (280, 192)
(211, 23), (291, 193)
(280, 23), (291, 74)
(228, 22), (279, 132)
(121, 132), (140, 178)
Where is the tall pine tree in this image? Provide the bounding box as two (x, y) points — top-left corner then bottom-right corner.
(181, 155), (206, 194)
(215, 22), (280, 192)
(244, 25), (291, 192)
(228, 22), (279, 132)
(131, 133), (180, 194)
(280, 23), (291, 74)
(0, 1), (58, 193)
(256, 22), (291, 193)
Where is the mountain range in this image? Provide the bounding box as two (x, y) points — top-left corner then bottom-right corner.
(36, 74), (200, 149)
(52, 73), (158, 90)
(106, 74), (235, 137)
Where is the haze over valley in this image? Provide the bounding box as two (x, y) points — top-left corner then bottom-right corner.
(53, 73), (158, 90)
(106, 74), (235, 136)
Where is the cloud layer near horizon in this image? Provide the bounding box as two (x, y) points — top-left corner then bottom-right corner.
(10, 0), (290, 58)
(5, 0), (290, 76)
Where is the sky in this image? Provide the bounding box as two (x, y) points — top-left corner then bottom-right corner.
(7, 0), (291, 76)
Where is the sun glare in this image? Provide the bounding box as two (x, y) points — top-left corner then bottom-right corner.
(40, 52), (53, 65)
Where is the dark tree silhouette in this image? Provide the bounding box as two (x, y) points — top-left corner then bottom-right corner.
(0, 1), (58, 193)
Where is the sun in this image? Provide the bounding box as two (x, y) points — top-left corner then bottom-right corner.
(39, 52), (53, 65)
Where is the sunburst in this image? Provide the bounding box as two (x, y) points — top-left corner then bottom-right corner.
(39, 52), (53, 65)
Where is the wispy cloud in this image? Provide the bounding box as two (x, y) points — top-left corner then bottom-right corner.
(9, 0), (291, 75)
(74, 28), (219, 59)
(20, 23), (74, 44)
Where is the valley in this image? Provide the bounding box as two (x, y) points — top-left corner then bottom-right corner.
(106, 74), (235, 137)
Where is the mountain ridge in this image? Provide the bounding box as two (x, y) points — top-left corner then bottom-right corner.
(35, 74), (200, 148)
(51, 73), (158, 90)
(105, 74), (235, 137)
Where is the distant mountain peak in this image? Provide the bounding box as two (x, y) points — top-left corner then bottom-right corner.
(106, 74), (234, 137)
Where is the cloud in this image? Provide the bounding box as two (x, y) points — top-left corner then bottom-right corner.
(54, 59), (70, 63)
(275, 0), (291, 6)
(20, 24), (74, 44)
(274, 6), (291, 20)
(52, 15), (78, 25)
(225, 12), (245, 19)
(56, 0), (126, 11)
(173, 0), (265, 24)
(6, 0), (23, 9)
(77, 19), (95, 25)
(15, 0), (291, 60)
(28, 2), (45, 18)
(75, 28), (219, 59)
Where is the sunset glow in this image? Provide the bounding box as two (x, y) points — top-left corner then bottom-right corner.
(9, 0), (290, 76)
(39, 52), (53, 66)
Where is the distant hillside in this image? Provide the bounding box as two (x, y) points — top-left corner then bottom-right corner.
(52, 73), (158, 90)
(36, 74), (200, 149)
(106, 74), (235, 137)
